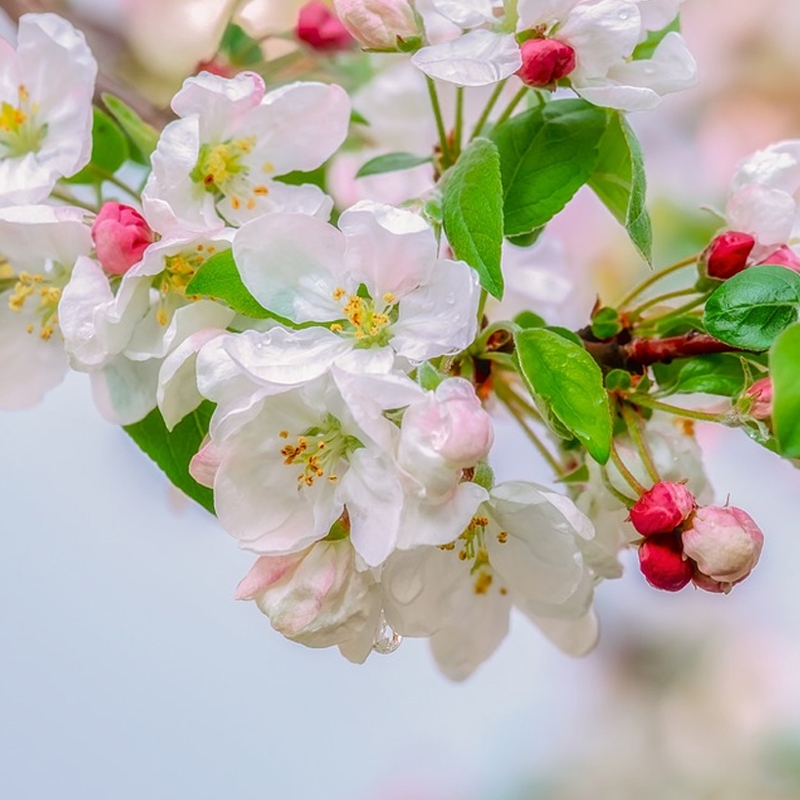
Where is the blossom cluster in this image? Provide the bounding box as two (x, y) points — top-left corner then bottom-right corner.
(0, 3), (792, 679)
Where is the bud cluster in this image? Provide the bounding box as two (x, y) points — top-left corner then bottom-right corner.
(632, 482), (764, 594)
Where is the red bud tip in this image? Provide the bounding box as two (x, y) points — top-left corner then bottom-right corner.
(516, 38), (576, 88)
(91, 202), (154, 276)
(638, 533), (694, 592)
(704, 231), (756, 280)
(296, 2), (354, 51)
(629, 481), (696, 537)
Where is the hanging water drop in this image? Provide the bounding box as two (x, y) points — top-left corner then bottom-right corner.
(372, 611), (402, 655)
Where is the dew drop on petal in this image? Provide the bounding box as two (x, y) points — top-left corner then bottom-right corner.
(372, 612), (403, 655)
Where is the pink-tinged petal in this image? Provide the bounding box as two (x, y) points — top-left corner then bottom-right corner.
(726, 184), (796, 247)
(412, 30), (522, 87)
(189, 439), (225, 488)
(233, 213), (347, 323)
(339, 201), (438, 297)
(251, 81), (351, 174)
(235, 552), (305, 600)
(731, 140), (800, 195)
(171, 71), (266, 140)
(216, 181), (333, 227)
(392, 259), (480, 361)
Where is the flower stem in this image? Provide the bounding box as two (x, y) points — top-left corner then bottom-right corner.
(634, 293), (711, 332)
(628, 393), (730, 424)
(601, 465), (637, 507)
(469, 79), (507, 140)
(426, 77), (452, 168)
(453, 87), (464, 159)
(620, 403), (660, 485)
(494, 86), (528, 127)
(629, 287), (699, 319)
(617, 253), (699, 308)
(51, 188), (99, 213)
(609, 441), (647, 496)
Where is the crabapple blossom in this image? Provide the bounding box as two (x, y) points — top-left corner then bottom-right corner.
(517, 38), (577, 87)
(143, 71), (350, 233)
(0, 204), (92, 409)
(91, 202), (154, 276)
(0, 14), (97, 205)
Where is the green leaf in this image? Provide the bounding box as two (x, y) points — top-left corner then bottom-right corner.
(356, 152), (432, 178)
(506, 227), (544, 247)
(219, 22), (262, 66)
(124, 403), (216, 514)
(591, 306), (622, 339)
(588, 111), (652, 263)
(703, 265), (800, 350)
(66, 107), (129, 183)
(515, 328), (612, 463)
(771, 323), (800, 457)
(652, 354), (746, 397)
(185, 249), (272, 319)
(632, 16), (681, 60)
(490, 99), (607, 237)
(101, 93), (160, 162)
(514, 310), (546, 329)
(442, 137), (505, 299)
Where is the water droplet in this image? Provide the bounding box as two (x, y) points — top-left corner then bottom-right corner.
(372, 612), (402, 655)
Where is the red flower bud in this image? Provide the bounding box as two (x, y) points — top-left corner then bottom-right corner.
(629, 481), (696, 537)
(682, 505), (763, 584)
(296, 2), (354, 51)
(743, 377), (773, 421)
(638, 533), (694, 592)
(516, 38), (576, 88)
(703, 231), (755, 280)
(758, 245), (800, 274)
(91, 202), (154, 276)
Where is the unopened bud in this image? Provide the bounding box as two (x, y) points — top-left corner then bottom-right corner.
(703, 231), (755, 280)
(91, 201), (154, 276)
(681, 505), (763, 584)
(629, 481), (696, 537)
(691, 569), (746, 595)
(297, 2), (354, 51)
(333, 0), (419, 51)
(638, 533), (694, 592)
(758, 245), (800, 274)
(516, 38), (576, 88)
(743, 377), (773, 421)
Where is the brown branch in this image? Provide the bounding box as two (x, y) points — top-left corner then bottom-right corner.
(582, 331), (750, 371)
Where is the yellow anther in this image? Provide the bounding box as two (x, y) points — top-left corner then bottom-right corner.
(328, 475), (338, 482)
(279, 430), (289, 439)
(0, 263), (13, 279)
(458, 550), (468, 561)
(39, 325), (54, 341)
(263, 161), (275, 173)
(497, 530), (508, 544)
(499, 587), (508, 596)
(332, 287), (346, 301)
(26, 324), (34, 334)
(382, 292), (396, 304)
(156, 308), (168, 326)
(231, 196), (241, 210)
(330, 323), (343, 333)
(474, 572), (493, 595)
(253, 185), (269, 195)
(246, 198), (256, 210)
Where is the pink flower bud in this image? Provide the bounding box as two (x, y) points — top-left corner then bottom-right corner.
(516, 38), (576, 88)
(333, 0), (419, 50)
(681, 505), (764, 584)
(638, 533), (694, 592)
(703, 231), (755, 280)
(691, 569), (748, 594)
(629, 481), (696, 537)
(743, 377), (773, 421)
(91, 202), (154, 276)
(297, 2), (354, 51)
(401, 378), (493, 470)
(758, 245), (800, 274)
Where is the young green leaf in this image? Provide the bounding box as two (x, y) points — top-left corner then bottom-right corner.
(770, 323), (800, 457)
(632, 16), (681, 60)
(515, 328), (612, 463)
(124, 403), (216, 514)
(703, 265), (800, 350)
(185, 249), (272, 319)
(442, 137), (505, 299)
(66, 107), (129, 183)
(219, 22), (262, 66)
(588, 111), (652, 264)
(652, 354), (746, 397)
(356, 152), (432, 178)
(490, 99), (607, 237)
(102, 93), (160, 162)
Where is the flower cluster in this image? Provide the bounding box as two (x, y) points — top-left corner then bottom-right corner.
(0, 3), (792, 679)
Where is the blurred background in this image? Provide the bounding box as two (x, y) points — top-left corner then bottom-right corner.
(2, 1), (800, 798)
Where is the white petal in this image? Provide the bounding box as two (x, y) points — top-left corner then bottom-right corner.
(392, 259), (480, 361)
(339, 201), (438, 297)
(573, 79), (661, 112)
(726, 185), (796, 247)
(431, 0), (497, 28)
(411, 30), (522, 87)
(526, 608), (599, 656)
(90, 357), (160, 425)
(234, 213), (347, 323)
(605, 32), (696, 96)
(517, 0), (581, 28)
(731, 140), (800, 196)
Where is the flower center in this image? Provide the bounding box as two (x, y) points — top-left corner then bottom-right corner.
(6, 269), (62, 340)
(153, 243), (216, 325)
(279, 415), (362, 489)
(0, 85), (47, 158)
(190, 137), (272, 213)
(329, 288), (396, 346)
(439, 515), (509, 596)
